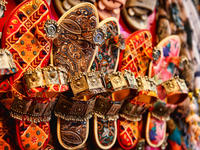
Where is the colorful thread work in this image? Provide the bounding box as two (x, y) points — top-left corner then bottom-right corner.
(53, 4), (98, 76)
(60, 119), (87, 147)
(120, 30), (153, 77)
(97, 118), (115, 146)
(148, 117), (165, 145)
(151, 38), (180, 84)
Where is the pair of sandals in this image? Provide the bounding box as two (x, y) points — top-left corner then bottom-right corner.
(117, 33), (188, 149)
(52, 3), (127, 149)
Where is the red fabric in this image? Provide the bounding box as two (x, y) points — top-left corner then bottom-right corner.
(117, 118), (138, 149)
(120, 29), (153, 77)
(0, 0), (53, 101)
(2, 0), (52, 82)
(16, 120), (50, 150)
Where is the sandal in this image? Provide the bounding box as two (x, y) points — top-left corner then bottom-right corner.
(146, 35), (188, 148)
(121, 0), (157, 30)
(90, 17), (129, 149)
(95, 0), (126, 20)
(52, 3), (101, 149)
(1, 0), (55, 149)
(118, 29), (158, 149)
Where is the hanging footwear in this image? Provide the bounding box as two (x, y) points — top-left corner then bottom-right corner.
(1, 0), (56, 149)
(121, 0), (157, 30)
(53, 3), (102, 149)
(146, 35), (188, 148)
(95, 0), (126, 20)
(90, 17), (130, 149)
(117, 29), (158, 150)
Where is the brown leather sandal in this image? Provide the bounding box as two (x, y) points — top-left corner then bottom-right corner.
(121, 0), (157, 30)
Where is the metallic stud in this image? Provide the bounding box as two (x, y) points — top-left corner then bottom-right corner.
(100, 104), (104, 108)
(92, 79), (96, 83)
(20, 40), (25, 45)
(76, 81), (81, 86)
(76, 108), (82, 112)
(31, 39), (35, 44)
(32, 4), (37, 9)
(44, 19), (60, 39)
(62, 105), (67, 109)
(36, 130), (40, 135)
(31, 74), (37, 82)
(25, 144), (30, 148)
(50, 72), (56, 78)
(26, 10), (30, 15)
(26, 133), (30, 138)
(38, 142), (42, 146)
(33, 51), (37, 56)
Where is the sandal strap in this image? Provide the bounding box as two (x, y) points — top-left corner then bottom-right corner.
(162, 76), (188, 95)
(25, 67), (139, 100)
(10, 97), (56, 123)
(120, 99), (150, 121)
(119, 76), (159, 121)
(161, 76), (188, 104)
(108, 70), (137, 91)
(151, 100), (176, 121)
(136, 76), (157, 93)
(24, 65), (68, 90)
(54, 94), (96, 121)
(93, 96), (123, 121)
(68, 71), (105, 97)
